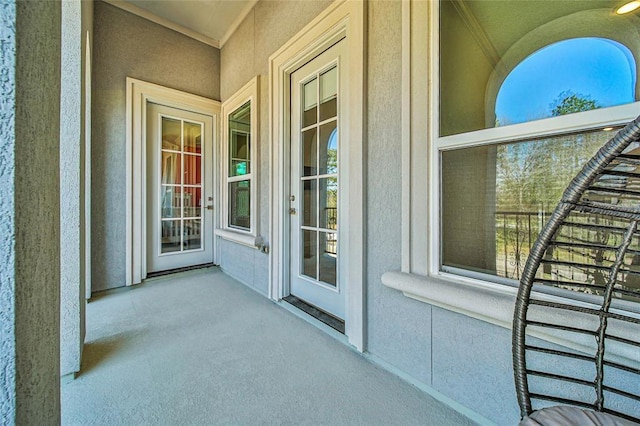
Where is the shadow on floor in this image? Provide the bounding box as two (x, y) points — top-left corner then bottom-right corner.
(79, 332), (139, 377)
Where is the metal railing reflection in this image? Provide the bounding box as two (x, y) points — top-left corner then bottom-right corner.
(496, 211), (550, 280)
(325, 207), (337, 255)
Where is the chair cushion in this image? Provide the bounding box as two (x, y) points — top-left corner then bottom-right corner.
(519, 406), (638, 426)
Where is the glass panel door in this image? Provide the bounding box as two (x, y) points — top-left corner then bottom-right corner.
(289, 39), (346, 320)
(146, 102), (214, 274)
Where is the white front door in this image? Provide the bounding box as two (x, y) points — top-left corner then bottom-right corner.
(289, 39), (346, 319)
(146, 103), (214, 273)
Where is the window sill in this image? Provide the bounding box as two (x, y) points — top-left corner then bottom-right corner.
(382, 271), (517, 330)
(214, 228), (259, 249)
(381, 271), (639, 366)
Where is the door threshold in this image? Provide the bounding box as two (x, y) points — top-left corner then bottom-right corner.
(146, 263), (215, 279)
(283, 295), (345, 334)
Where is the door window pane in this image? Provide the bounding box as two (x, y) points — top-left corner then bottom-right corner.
(320, 67), (337, 121)
(319, 177), (337, 230)
(302, 128), (318, 176)
(183, 154), (201, 185)
(184, 121), (202, 153)
(161, 152), (181, 185)
(229, 180), (251, 230)
(302, 230), (317, 279)
(161, 220), (182, 254)
(161, 186), (181, 219)
(303, 179), (317, 227)
(162, 117), (181, 151)
(183, 219), (202, 251)
(303, 78), (318, 127)
(319, 122), (337, 175)
(319, 232), (337, 287)
(183, 187), (201, 218)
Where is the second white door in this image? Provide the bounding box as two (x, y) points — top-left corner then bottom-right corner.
(146, 103), (214, 273)
(290, 39), (346, 319)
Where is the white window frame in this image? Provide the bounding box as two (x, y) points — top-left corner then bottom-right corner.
(382, 0), (640, 361)
(216, 76), (260, 249)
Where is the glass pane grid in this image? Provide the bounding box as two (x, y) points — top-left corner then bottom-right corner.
(183, 121), (202, 154)
(227, 174), (252, 183)
(298, 66), (338, 287)
(227, 101), (252, 230)
(159, 116), (203, 254)
(302, 226), (336, 233)
(301, 117), (336, 133)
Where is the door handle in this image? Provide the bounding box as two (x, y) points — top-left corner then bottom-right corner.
(289, 207), (297, 215)
(206, 205), (214, 210)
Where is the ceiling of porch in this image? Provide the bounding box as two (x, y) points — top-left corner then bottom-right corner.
(104, 0), (625, 51)
(104, 0), (258, 48)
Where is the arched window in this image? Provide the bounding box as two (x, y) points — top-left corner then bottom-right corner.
(495, 38), (636, 126)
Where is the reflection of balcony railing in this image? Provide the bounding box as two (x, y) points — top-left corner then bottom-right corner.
(496, 211), (550, 280)
(496, 211), (640, 296)
(324, 207), (337, 255)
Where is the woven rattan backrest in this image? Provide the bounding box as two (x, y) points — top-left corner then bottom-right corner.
(513, 116), (640, 422)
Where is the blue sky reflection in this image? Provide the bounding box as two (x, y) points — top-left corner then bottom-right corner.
(495, 38), (636, 126)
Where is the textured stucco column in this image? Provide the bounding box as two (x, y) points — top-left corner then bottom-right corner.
(60, 0), (86, 379)
(0, 0), (62, 423)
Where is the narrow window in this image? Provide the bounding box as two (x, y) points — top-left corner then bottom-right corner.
(221, 77), (259, 240)
(228, 101), (252, 231)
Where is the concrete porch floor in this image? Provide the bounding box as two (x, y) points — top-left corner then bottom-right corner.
(62, 267), (477, 425)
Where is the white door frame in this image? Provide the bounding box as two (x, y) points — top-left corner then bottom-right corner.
(268, 0), (366, 351)
(126, 78), (221, 286)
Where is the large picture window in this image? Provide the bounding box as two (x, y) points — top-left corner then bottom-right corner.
(436, 0), (640, 288)
(219, 77), (259, 245)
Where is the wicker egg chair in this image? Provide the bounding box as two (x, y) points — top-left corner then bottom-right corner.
(513, 116), (640, 425)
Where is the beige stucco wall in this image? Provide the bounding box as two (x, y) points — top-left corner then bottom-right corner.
(439, 0), (494, 136)
(91, 1), (221, 291)
(218, 0), (332, 293)
(60, 0), (93, 379)
(1, 1), (62, 422)
(218, 2), (518, 423)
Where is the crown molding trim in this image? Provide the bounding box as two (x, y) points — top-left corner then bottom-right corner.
(220, 0), (258, 48)
(104, 0), (221, 48)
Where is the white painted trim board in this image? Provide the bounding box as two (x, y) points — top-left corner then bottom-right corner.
(125, 78), (221, 286)
(268, 0), (367, 352)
